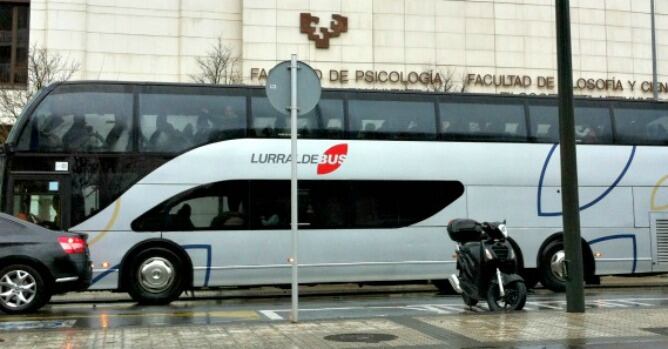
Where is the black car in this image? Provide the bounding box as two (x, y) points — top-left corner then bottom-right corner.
(0, 213), (91, 314)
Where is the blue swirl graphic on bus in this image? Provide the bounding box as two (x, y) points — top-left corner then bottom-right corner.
(588, 234), (637, 274)
(183, 244), (212, 287)
(537, 144), (636, 217)
(90, 244), (212, 287)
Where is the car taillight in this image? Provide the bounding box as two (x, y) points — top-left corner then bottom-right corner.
(58, 236), (87, 254)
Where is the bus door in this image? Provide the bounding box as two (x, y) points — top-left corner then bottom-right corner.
(7, 174), (71, 230)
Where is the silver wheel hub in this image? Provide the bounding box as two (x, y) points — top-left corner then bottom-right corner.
(138, 257), (174, 293)
(550, 250), (567, 281)
(0, 269), (37, 308)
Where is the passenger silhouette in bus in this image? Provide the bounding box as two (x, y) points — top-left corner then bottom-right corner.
(51, 195), (61, 229)
(259, 202), (281, 227)
(578, 121), (598, 144)
(210, 106), (244, 140)
(105, 114), (129, 151)
(261, 213), (280, 226)
(210, 196), (246, 228)
(31, 94), (73, 151)
(149, 115), (186, 152)
(32, 114), (65, 150)
(63, 115), (104, 151)
(222, 105), (245, 139)
(361, 122), (377, 139)
(182, 123), (194, 143)
(174, 204), (194, 230)
(193, 115), (211, 144)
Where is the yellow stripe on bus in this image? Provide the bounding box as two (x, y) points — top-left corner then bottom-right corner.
(88, 199), (122, 246)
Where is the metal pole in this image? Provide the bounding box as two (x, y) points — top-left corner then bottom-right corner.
(289, 54), (299, 323)
(555, 0), (585, 313)
(651, 0), (658, 100)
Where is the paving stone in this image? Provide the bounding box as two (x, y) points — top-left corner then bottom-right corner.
(5, 308), (668, 348)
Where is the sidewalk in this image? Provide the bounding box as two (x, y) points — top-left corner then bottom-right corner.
(3, 307), (668, 348)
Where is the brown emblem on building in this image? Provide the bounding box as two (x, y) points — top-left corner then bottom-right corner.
(300, 13), (348, 49)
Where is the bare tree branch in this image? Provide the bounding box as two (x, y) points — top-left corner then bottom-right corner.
(0, 45), (79, 125)
(425, 67), (469, 93)
(189, 37), (241, 85)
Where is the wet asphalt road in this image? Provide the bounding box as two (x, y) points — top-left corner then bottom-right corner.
(3, 285), (668, 332)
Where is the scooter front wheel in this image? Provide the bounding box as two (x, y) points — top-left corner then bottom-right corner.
(486, 280), (527, 311)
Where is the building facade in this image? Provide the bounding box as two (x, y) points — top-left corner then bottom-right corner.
(5, 0), (668, 99)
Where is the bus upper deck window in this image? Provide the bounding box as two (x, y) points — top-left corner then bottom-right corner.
(613, 107), (668, 145)
(349, 100), (436, 140)
(574, 107), (612, 144)
(16, 90), (133, 153)
(139, 92), (246, 153)
(441, 102), (526, 142)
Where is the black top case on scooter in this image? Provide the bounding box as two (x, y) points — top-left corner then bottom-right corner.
(447, 219), (482, 243)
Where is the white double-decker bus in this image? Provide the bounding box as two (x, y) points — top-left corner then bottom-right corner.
(2, 81), (667, 304)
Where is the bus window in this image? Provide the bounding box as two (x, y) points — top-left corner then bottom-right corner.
(349, 100), (436, 140)
(299, 99), (345, 138)
(12, 180), (62, 230)
(132, 181), (249, 231)
(17, 91), (133, 152)
(251, 97), (326, 138)
(440, 102), (526, 142)
(249, 180), (290, 229)
(613, 107), (668, 145)
(528, 105), (559, 143)
(299, 182), (347, 228)
(576, 107), (612, 144)
(349, 181), (463, 228)
(528, 104), (612, 144)
(139, 93), (246, 153)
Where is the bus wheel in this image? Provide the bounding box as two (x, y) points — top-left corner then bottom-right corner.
(127, 247), (185, 305)
(538, 241), (566, 292)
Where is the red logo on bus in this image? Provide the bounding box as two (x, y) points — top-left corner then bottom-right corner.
(317, 143), (348, 175)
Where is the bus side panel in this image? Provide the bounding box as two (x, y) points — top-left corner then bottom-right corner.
(584, 228), (653, 275)
(467, 186), (634, 227)
(634, 186), (668, 228)
(85, 231), (162, 290)
(165, 227), (459, 287)
(468, 185), (636, 271)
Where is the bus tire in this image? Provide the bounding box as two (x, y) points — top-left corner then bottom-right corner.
(539, 241), (567, 292)
(127, 247), (185, 305)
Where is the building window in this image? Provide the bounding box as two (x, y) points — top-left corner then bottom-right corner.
(0, 2), (29, 87)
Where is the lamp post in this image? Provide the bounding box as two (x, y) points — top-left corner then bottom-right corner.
(555, 0), (585, 313)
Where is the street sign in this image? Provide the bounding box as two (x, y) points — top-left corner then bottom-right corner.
(266, 60), (321, 116)
(265, 56), (322, 324)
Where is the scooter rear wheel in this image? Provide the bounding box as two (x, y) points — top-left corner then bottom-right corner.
(486, 280), (527, 311)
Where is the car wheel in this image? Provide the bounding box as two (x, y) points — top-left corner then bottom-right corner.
(127, 247), (185, 305)
(539, 241), (567, 292)
(0, 264), (50, 314)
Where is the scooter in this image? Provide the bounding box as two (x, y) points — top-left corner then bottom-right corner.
(446, 219), (527, 311)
